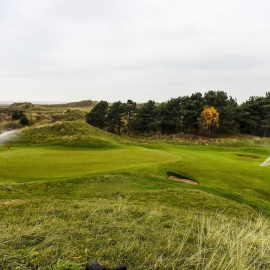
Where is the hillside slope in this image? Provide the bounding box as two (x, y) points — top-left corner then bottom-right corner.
(5, 121), (128, 147)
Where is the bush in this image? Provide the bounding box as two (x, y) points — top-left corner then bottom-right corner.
(20, 115), (29, 126)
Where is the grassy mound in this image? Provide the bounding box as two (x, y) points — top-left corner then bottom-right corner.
(0, 195), (269, 270)
(0, 170), (269, 269)
(9, 121), (128, 147)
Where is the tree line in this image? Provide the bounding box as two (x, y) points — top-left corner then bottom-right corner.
(86, 90), (270, 137)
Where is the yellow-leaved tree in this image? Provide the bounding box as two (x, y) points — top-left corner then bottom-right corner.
(198, 106), (219, 137)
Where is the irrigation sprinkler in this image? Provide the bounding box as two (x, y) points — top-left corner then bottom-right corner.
(259, 156), (270, 167)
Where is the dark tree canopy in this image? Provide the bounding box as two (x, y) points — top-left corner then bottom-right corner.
(12, 110), (24, 121)
(85, 91), (270, 137)
(86, 100), (109, 129)
(12, 110), (29, 126)
(236, 93), (270, 136)
(107, 101), (125, 135)
(20, 115), (29, 126)
(135, 100), (160, 132)
(124, 99), (137, 136)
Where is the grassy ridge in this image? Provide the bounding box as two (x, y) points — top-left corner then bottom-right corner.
(0, 172), (257, 210)
(6, 121), (127, 147)
(0, 197), (269, 269)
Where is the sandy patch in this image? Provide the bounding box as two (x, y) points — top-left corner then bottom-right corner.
(169, 176), (199, 185)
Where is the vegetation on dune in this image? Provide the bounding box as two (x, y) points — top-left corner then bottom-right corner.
(52, 100), (98, 108)
(0, 100), (96, 131)
(4, 121), (127, 147)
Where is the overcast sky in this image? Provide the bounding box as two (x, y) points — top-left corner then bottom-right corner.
(1, 0), (270, 104)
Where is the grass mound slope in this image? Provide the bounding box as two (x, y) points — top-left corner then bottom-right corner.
(0, 196), (269, 270)
(9, 121), (128, 147)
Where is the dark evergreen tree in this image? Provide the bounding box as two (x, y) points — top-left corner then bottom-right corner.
(236, 93), (270, 136)
(124, 99), (137, 136)
(12, 110), (24, 121)
(262, 93), (270, 137)
(20, 115), (29, 126)
(86, 100), (109, 129)
(107, 101), (125, 135)
(135, 100), (160, 132)
(159, 97), (182, 132)
(11, 110), (29, 126)
(236, 96), (262, 135)
(181, 93), (204, 133)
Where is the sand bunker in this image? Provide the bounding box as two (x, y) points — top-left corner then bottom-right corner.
(169, 176), (199, 185)
(166, 171), (199, 185)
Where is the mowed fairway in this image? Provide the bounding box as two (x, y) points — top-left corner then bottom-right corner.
(1, 143), (270, 195)
(163, 145), (270, 188)
(0, 146), (179, 182)
(1, 142), (270, 211)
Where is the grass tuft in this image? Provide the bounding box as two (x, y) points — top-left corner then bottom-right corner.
(0, 199), (269, 269)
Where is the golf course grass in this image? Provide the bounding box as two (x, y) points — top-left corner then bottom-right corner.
(1, 122), (270, 269)
(0, 146), (179, 182)
(1, 144), (270, 210)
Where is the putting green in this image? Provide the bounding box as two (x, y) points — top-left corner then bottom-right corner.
(0, 146), (179, 182)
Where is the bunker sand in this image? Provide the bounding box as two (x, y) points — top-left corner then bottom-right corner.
(169, 175), (199, 185)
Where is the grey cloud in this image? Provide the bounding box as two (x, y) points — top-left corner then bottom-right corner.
(1, 0), (270, 103)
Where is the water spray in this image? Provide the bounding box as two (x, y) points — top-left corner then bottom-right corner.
(259, 156), (270, 167)
(0, 131), (15, 162)
(0, 130), (15, 140)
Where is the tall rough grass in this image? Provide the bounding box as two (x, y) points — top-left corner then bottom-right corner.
(1, 198), (269, 269)
(2, 121), (128, 147)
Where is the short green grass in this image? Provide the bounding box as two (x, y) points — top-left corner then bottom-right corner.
(0, 146), (179, 182)
(1, 125), (270, 269)
(4, 142), (269, 209)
